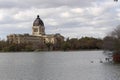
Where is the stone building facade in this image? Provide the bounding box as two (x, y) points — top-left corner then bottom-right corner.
(7, 15), (64, 46)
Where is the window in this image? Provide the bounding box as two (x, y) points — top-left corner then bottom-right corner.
(34, 28), (38, 32)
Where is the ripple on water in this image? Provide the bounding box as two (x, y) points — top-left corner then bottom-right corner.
(0, 51), (119, 80)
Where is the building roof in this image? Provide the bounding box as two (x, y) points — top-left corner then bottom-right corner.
(33, 15), (44, 26)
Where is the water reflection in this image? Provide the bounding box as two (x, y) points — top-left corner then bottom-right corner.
(0, 51), (119, 80)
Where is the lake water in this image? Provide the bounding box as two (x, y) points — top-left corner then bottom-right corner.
(0, 51), (120, 80)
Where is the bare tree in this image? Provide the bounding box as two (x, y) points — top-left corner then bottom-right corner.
(111, 25), (120, 39)
(114, 0), (118, 2)
(103, 25), (120, 52)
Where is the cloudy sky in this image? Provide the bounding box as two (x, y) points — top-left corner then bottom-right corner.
(0, 0), (120, 39)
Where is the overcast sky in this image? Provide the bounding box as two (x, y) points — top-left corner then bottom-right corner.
(0, 0), (120, 39)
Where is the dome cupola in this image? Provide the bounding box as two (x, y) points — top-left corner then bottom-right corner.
(33, 15), (44, 26)
(32, 15), (45, 36)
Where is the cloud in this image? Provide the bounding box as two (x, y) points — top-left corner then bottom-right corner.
(60, 12), (71, 18)
(0, 0), (94, 9)
(0, 0), (120, 39)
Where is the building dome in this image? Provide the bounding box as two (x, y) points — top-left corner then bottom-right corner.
(33, 15), (44, 26)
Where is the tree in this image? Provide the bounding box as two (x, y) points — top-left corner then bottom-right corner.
(103, 25), (120, 52)
(114, 0), (118, 2)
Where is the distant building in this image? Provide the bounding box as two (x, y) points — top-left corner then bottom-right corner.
(7, 15), (64, 46)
